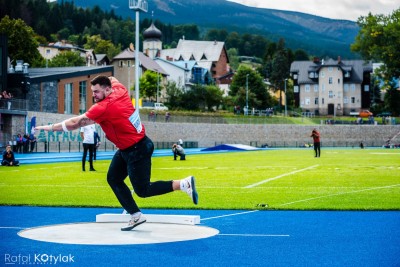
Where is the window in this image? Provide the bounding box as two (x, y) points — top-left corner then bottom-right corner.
(305, 85), (310, 92)
(64, 83), (73, 114)
(79, 81), (87, 114)
(328, 67), (333, 72)
(322, 98), (324, 104)
(305, 98), (310, 105)
(344, 97), (348, 104)
(321, 84), (325, 92)
(320, 71), (325, 78)
(364, 85), (370, 92)
(351, 97), (355, 103)
(314, 85), (318, 92)
(314, 97), (319, 105)
(328, 91), (333, 98)
(351, 84), (356, 91)
(338, 78), (341, 84)
(344, 84), (349, 92)
(294, 86), (299, 93)
(329, 77), (333, 84)
(119, 61), (123, 67)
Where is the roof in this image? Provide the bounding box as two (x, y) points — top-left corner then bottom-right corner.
(160, 39), (225, 63)
(290, 59), (372, 84)
(112, 48), (168, 76)
(24, 66), (114, 83)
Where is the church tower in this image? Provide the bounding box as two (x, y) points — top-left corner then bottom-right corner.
(143, 14), (162, 59)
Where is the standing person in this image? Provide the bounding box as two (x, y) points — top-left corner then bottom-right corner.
(35, 75), (198, 231)
(310, 128), (321, 157)
(80, 124), (96, 171)
(2, 145), (19, 166)
(93, 130), (101, 161)
(29, 133), (37, 153)
(15, 134), (23, 153)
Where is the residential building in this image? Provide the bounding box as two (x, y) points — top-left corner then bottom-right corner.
(38, 41), (100, 67)
(111, 46), (168, 100)
(154, 59), (193, 90)
(159, 39), (230, 83)
(290, 57), (372, 116)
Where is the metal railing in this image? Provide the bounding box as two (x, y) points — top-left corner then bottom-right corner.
(0, 99), (29, 111)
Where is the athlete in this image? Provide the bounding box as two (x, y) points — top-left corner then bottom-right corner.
(35, 75), (198, 231)
(310, 128), (321, 157)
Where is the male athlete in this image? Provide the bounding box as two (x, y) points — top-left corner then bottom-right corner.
(310, 128), (321, 157)
(35, 75), (198, 231)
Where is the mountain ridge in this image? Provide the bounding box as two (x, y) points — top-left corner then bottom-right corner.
(61, 0), (360, 58)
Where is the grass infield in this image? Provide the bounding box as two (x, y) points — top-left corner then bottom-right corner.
(1, 148), (399, 210)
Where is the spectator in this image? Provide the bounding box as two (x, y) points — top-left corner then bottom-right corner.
(165, 112), (170, 122)
(93, 130), (101, 161)
(29, 134), (37, 153)
(15, 134), (23, 153)
(2, 145), (19, 166)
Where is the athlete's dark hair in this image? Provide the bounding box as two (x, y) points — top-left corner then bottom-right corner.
(91, 75), (111, 87)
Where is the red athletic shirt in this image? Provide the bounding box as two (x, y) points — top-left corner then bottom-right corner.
(85, 80), (146, 150)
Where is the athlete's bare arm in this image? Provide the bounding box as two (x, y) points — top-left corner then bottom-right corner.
(35, 114), (95, 132)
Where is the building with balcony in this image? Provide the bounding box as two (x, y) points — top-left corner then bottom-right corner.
(290, 57), (372, 116)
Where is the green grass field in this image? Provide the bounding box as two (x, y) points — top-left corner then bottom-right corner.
(1, 148), (399, 210)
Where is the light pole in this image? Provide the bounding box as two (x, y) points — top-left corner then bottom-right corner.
(284, 78), (288, 117)
(156, 70), (159, 103)
(129, 0), (148, 110)
(246, 74), (249, 115)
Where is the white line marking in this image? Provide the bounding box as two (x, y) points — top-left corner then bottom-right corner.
(0, 227), (25, 229)
(201, 210), (259, 221)
(279, 183), (400, 207)
(0, 184), (107, 188)
(218, 234), (290, 237)
(156, 167), (208, 170)
(244, 165), (319, 188)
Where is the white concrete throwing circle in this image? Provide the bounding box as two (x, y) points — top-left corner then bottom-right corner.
(18, 222), (219, 245)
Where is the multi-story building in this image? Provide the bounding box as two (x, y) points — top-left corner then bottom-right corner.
(290, 57), (372, 116)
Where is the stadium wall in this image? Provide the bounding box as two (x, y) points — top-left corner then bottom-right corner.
(27, 112), (400, 149)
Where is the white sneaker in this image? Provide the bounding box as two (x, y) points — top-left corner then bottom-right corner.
(121, 212), (146, 231)
(182, 176), (198, 205)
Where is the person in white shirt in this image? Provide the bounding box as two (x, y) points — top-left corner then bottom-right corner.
(80, 124), (96, 171)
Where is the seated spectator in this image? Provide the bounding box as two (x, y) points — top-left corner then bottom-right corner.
(172, 143), (186, 160)
(2, 145), (20, 166)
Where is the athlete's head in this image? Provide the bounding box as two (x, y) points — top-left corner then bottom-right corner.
(90, 75), (113, 103)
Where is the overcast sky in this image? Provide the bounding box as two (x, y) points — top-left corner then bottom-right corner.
(227, 0), (398, 21)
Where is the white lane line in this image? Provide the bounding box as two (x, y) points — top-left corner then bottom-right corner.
(201, 210), (259, 221)
(279, 183), (400, 207)
(244, 165), (319, 188)
(218, 234), (290, 237)
(0, 184), (107, 188)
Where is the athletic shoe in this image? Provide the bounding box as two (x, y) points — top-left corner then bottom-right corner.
(121, 213), (146, 231)
(183, 176), (198, 205)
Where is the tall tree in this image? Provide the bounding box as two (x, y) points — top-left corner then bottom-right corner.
(229, 65), (274, 110)
(351, 8), (400, 115)
(0, 15), (43, 66)
(269, 38), (290, 110)
(351, 8), (400, 78)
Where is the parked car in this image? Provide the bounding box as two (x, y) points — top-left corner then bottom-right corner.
(141, 102), (169, 111)
(359, 110), (373, 118)
(376, 112), (392, 117)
